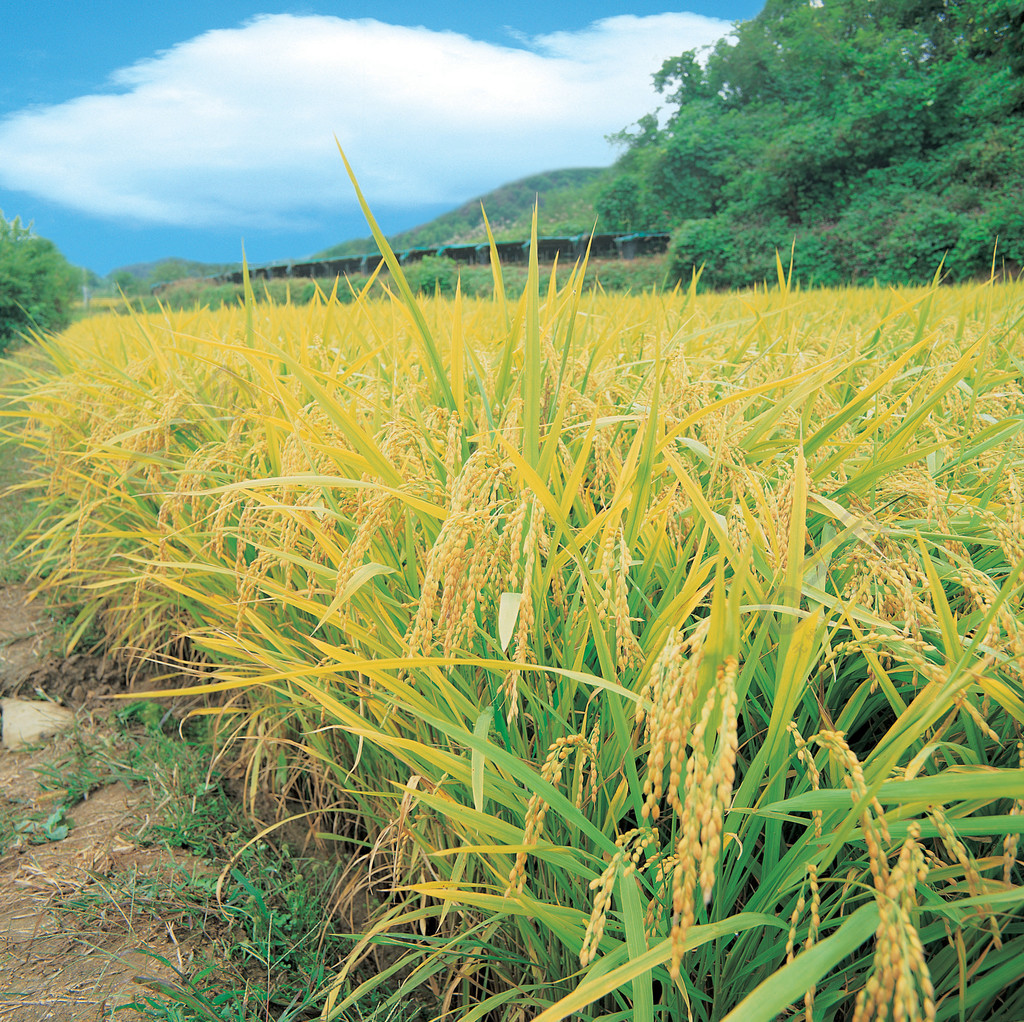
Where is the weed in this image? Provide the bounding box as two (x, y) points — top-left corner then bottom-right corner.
(9, 805), (71, 844)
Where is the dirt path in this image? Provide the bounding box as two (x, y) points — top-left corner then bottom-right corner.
(0, 755), (211, 1021)
(0, 586), (221, 1021)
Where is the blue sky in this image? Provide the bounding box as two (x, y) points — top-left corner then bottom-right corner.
(1, 2), (764, 275)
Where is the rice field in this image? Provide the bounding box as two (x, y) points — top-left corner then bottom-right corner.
(3, 215), (1024, 1021)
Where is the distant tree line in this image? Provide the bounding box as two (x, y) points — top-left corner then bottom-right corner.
(597, 0), (1024, 289)
(109, 258), (239, 296)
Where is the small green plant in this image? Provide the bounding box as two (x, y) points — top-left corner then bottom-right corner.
(121, 858), (415, 1022)
(116, 697), (174, 734)
(11, 805), (71, 844)
(133, 959), (254, 1022)
(134, 958), (421, 1022)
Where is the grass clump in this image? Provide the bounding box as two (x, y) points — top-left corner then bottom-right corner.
(2, 214), (1024, 1021)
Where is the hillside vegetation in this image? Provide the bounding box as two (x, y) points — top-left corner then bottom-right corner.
(596, 0), (1024, 288)
(315, 167), (611, 258)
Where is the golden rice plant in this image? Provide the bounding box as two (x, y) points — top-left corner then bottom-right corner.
(3, 171), (1024, 1021)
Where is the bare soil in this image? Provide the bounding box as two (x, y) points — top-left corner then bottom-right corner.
(0, 588), (216, 1021)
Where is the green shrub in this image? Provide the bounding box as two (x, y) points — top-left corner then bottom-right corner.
(595, 174), (647, 232)
(951, 194), (1024, 278)
(668, 216), (791, 290)
(0, 212), (79, 353)
(403, 255), (459, 296)
(879, 198), (965, 283)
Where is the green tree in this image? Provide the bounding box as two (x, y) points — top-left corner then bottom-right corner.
(111, 270), (143, 296)
(0, 212), (79, 353)
(595, 175), (646, 232)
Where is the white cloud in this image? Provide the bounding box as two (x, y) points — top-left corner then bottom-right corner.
(0, 12), (731, 228)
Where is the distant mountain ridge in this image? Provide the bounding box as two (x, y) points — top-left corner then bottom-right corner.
(108, 257), (238, 289)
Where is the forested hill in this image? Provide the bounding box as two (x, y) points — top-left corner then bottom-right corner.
(314, 168), (609, 259)
(595, 0), (1024, 289)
